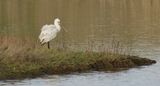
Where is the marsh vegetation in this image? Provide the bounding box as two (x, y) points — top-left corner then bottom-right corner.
(0, 36), (156, 80)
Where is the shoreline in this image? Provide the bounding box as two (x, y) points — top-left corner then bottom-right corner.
(0, 50), (156, 80)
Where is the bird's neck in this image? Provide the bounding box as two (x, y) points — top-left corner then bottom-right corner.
(54, 23), (61, 31)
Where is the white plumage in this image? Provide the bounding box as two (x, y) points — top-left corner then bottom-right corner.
(39, 18), (61, 49)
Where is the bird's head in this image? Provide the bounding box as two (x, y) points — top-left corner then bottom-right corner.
(54, 18), (60, 25)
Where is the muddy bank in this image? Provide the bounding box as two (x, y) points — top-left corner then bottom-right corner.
(51, 56), (156, 73)
(90, 56), (156, 71)
(0, 51), (156, 80)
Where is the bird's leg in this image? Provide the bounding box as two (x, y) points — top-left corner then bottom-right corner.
(47, 42), (50, 49)
(40, 39), (45, 46)
(41, 42), (46, 46)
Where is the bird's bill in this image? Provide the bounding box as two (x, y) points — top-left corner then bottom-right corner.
(64, 28), (68, 32)
(62, 26), (68, 32)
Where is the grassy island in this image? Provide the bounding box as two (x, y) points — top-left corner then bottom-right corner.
(0, 48), (156, 80)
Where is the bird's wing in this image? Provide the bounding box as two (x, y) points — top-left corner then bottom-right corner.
(39, 25), (58, 42)
(41, 24), (57, 31)
(41, 24), (49, 31)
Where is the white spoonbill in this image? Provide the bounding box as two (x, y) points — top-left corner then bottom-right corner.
(39, 18), (61, 49)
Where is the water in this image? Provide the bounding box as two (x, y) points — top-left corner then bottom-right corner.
(1, 0), (160, 46)
(0, 0), (160, 86)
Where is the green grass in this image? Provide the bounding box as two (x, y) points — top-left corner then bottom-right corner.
(0, 48), (156, 80)
(0, 37), (156, 80)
